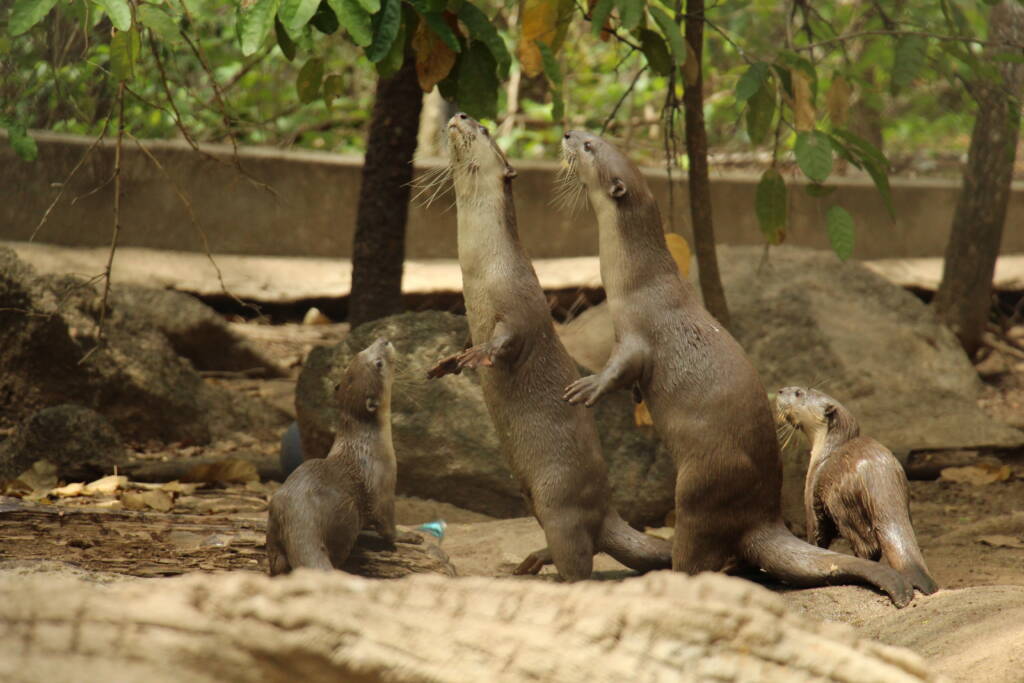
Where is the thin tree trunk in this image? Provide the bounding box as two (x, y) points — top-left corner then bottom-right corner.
(934, 1), (1024, 356)
(683, 0), (731, 328)
(348, 55), (424, 327)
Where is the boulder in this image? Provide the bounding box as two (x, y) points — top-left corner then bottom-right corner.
(0, 404), (124, 480)
(295, 311), (675, 525)
(0, 248), (287, 444)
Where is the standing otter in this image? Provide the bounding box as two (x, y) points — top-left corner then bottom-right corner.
(775, 386), (939, 594)
(427, 113), (671, 581)
(560, 130), (913, 606)
(266, 338), (420, 575)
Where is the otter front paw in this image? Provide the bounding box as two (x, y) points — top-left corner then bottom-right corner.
(514, 547), (553, 575)
(563, 375), (605, 407)
(395, 530), (424, 545)
(456, 344), (495, 370)
(427, 353), (463, 379)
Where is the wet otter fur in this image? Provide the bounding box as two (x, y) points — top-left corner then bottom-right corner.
(560, 130), (914, 606)
(776, 386), (939, 595)
(266, 338), (420, 575)
(426, 114), (672, 581)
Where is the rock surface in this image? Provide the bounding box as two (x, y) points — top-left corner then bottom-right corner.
(0, 248), (288, 444)
(295, 311), (675, 525)
(0, 404), (124, 480)
(0, 569), (939, 683)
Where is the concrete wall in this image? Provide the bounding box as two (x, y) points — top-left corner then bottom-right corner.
(2, 131), (1023, 259)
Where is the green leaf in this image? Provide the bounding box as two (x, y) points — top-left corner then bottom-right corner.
(891, 36), (927, 93)
(770, 62), (793, 98)
(863, 158), (895, 219)
(355, 0), (379, 13)
(616, 0), (642, 31)
(9, 0), (59, 36)
(310, 0), (339, 33)
(374, 2), (410, 77)
(589, 0), (614, 37)
(536, 40), (563, 121)
(736, 62), (769, 102)
(745, 81), (774, 144)
(438, 54), (459, 100)
(109, 27), (139, 81)
(419, 11), (460, 53)
(457, 3), (510, 78)
(775, 49), (817, 97)
(5, 123), (38, 162)
(638, 28), (672, 76)
(323, 73), (345, 105)
(327, 0), (372, 47)
(138, 4), (181, 45)
(830, 128), (887, 168)
(826, 205), (855, 261)
(95, 0), (132, 31)
(794, 130), (833, 184)
(278, 0), (320, 34)
(296, 56), (324, 103)
(804, 183), (834, 198)
(457, 39), (498, 120)
(274, 15), (297, 60)
(649, 6), (685, 66)
(755, 168), (786, 244)
(366, 0), (402, 62)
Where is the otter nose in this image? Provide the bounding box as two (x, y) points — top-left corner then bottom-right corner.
(458, 113), (469, 120)
(563, 132), (571, 139)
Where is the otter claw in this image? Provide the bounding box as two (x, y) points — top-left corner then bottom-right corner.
(456, 345), (494, 370)
(427, 353), (463, 379)
(514, 547), (553, 575)
(564, 375), (602, 407)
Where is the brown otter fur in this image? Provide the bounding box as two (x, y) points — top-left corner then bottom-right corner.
(266, 338), (420, 575)
(560, 130), (914, 606)
(776, 386), (939, 594)
(427, 114), (671, 581)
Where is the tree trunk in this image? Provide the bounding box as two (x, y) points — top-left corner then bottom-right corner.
(934, 1), (1024, 356)
(347, 55), (424, 327)
(0, 570), (934, 682)
(682, 0), (731, 328)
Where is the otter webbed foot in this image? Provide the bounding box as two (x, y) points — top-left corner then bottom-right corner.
(514, 547), (553, 575)
(455, 343), (496, 370)
(395, 530), (424, 545)
(563, 375), (607, 407)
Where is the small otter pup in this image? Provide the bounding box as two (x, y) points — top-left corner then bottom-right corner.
(427, 113), (671, 580)
(266, 338), (420, 575)
(776, 387), (939, 595)
(560, 129), (914, 607)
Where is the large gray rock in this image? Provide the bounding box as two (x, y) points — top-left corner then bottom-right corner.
(0, 248), (287, 444)
(0, 404), (124, 480)
(295, 311), (675, 525)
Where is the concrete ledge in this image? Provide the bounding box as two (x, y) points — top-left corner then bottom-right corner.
(5, 241), (1022, 305)
(3, 131), (1024, 260)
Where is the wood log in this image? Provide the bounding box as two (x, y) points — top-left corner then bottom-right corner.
(0, 569), (937, 682)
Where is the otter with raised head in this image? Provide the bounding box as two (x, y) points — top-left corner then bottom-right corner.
(266, 338), (420, 575)
(427, 113), (671, 581)
(776, 386), (939, 594)
(560, 130), (914, 606)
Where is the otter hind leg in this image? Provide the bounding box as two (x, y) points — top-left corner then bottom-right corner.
(877, 524), (939, 595)
(671, 518), (733, 575)
(741, 521), (914, 608)
(541, 517), (595, 582)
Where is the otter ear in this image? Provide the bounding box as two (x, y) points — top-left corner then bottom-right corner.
(365, 397), (379, 414)
(608, 177), (627, 198)
(824, 403), (836, 423)
(505, 167), (518, 180)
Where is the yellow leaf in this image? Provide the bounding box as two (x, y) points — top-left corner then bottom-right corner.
(665, 232), (691, 277)
(683, 40), (700, 87)
(412, 21), (456, 92)
(826, 75), (851, 126)
(792, 70), (815, 131)
(518, 0), (571, 77)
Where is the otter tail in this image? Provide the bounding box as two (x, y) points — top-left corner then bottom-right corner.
(597, 510), (672, 573)
(740, 521), (914, 608)
(878, 523), (939, 595)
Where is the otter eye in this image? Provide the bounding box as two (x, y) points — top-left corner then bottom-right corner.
(480, 126), (489, 136)
(794, 389), (803, 398)
(583, 141), (593, 153)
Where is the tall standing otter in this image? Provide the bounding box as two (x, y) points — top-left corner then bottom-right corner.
(775, 386), (939, 594)
(560, 130), (913, 606)
(427, 114), (671, 581)
(266, 338), (420, 575)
